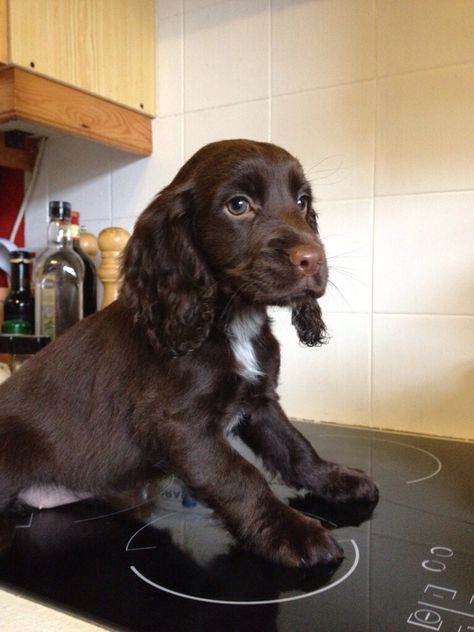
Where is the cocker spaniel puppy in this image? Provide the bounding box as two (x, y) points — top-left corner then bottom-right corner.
(0, 139), (378, 566)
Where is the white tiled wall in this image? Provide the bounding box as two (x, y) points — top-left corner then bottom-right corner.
(25, 0), (474, 440)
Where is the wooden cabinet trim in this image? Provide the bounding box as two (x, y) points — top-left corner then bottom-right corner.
(0, 67), (152, 155)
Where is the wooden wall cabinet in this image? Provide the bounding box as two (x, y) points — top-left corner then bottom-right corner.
(0, 0), (155, 157)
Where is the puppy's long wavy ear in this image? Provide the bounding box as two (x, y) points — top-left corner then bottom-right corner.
(120, 185), (216, 356)
(291, 300), (327, 347)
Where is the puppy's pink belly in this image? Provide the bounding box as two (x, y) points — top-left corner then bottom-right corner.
(19, 486), (92, 509)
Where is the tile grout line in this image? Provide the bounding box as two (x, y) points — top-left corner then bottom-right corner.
(369, 0), (379, 434)
(368, 4), (378, 627)
(267, 0), (272, 143)
(180, 0), (186, 163)
(269, 59), (474, 102)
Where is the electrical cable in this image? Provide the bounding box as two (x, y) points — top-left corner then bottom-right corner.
(9, 136), (47, 244)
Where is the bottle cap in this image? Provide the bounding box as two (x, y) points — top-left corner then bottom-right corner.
(9, 250), (33, 262)
(49, 201), (72, 220)
(70, 211), (80, 224)
(1, 320), (33, 335)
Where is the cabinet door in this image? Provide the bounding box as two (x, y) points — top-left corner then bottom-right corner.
(0, 0), (8, 63)
(6, 0), (155, 115)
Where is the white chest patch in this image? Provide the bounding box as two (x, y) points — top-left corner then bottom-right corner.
(228, 310), (265, 382)
(225, 412), (245, 436)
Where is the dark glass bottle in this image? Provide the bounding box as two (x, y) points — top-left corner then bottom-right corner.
(71, 211), (97, 316)
(3, 250), (35, 334)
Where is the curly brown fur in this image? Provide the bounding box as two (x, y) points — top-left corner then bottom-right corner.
(120, 186), (216, 356)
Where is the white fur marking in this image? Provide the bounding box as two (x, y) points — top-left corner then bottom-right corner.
(225, 412), (245, 436)
(228, 311), (265, 382)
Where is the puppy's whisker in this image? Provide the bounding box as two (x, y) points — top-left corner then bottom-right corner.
(326, 279), (353, 309)
(329, 265), (363, 282)
(304, 155), (345, 176)
(325, 250), (367, 260)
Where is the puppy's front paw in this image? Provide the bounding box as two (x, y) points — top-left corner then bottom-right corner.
(313, 463), (379, 506)
(247, 506), (344, 568)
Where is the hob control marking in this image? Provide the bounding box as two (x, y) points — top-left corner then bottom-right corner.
(407, 547), (473, 631)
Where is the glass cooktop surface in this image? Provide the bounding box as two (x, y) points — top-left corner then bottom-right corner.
(1, 422), (473, 632)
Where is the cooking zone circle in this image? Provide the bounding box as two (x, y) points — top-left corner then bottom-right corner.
(125, 511), (360, 606)
(318, 435), (443, 485)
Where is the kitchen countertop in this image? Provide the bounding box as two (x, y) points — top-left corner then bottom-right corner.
(0, 588), (104, 631)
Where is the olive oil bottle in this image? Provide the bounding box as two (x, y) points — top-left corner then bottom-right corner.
(34, 201), (85, 339)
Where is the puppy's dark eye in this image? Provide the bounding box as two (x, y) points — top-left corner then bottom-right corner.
(296, 194), (310, 213)
(226, 196), (251, 216)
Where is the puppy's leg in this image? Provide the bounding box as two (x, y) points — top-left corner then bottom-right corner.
(162, 426), (343, 568)
(237, 399), (378, 506)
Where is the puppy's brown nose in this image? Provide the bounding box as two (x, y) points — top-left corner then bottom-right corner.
(287, 245), (324, 276)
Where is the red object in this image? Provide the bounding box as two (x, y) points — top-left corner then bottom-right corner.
(0, 167), (24, 242)
(0, 167), (25, 286)
(0, 167), (25, 308)
(71, 210), (80, 224)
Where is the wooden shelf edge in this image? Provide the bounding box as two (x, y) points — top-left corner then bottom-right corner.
(0, 67), (153, 156)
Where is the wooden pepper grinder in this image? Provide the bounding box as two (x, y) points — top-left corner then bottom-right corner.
(97, 227), (130, 309)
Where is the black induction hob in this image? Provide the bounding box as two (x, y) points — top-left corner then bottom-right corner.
(1, 422), (473, 632)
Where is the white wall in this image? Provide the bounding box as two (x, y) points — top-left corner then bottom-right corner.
(25, 0), (474, 440)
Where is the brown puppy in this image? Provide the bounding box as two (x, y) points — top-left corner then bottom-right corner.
(0, 140), (378, 566)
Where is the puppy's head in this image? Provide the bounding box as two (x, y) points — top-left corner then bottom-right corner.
(120, 139), (327, 354)
(183, 140), (328, 304)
